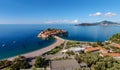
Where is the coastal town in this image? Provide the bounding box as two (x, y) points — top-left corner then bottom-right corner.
(0, 28), (120, 70)
(1, 0), (120, 70)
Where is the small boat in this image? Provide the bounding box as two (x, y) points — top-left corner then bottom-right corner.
(2, 44), (6, 47)
(13, 41), (16, 44)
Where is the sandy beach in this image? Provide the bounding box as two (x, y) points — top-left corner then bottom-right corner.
(8, 36), (65, 60)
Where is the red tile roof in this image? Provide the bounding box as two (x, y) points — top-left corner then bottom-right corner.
(112, 43), (120, 48)
(85, 46), (108, 53)
(85, 47), (101, 52)
(101, 53), (120, 57)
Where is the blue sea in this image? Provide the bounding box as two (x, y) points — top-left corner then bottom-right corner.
(0, 24), (120, 60)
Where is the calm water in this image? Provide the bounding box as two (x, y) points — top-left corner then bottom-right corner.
(0, 24), (120, 59)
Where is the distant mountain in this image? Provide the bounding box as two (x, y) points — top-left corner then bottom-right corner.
(75, 20), (120, 26)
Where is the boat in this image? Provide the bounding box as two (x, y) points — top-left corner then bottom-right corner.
(2, 43), (6, 47)
(13, 41), (16, 44)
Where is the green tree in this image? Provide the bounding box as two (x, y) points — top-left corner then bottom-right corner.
(97, 41), (103, 46)
(0, 60), (12, 69)
(109, 33), (120, 43)
(34, 56), (45, 68)
(5, 67), (13, 70)
(75, 53), (120, 70)
(92, 43), (98, 47)
(9, 56), (30, 70)
(20, 60), (30, 69)
(92, 62), (106, 70)
(9, 63), (20, 70)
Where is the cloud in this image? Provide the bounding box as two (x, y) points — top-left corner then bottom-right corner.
(104, 12), (117, 17)
(89, 12), (118, 17)
(89, 12), (102, 16)
(73, 19), (78, 23)
(42, 19), (78, 24)
(0, 19), (78, 24)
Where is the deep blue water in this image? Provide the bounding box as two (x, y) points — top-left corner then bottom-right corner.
(0, 24), (120, 60)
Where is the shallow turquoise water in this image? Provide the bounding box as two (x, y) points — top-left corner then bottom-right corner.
(0, 24), (120, 59)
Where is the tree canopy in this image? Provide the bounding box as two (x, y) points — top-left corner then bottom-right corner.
(75, 53), (120, 70)
(109, 33), (120, 43)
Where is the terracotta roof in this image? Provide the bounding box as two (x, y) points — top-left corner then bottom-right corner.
(85, 47), (101, 52)
(101, 53), (120, 57)
(112, 43), (120, 48)
(100, 47), (108, 53)
(43, 30), (65, 36)
(85, 46), (108, 53)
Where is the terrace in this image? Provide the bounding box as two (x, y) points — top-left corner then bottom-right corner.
(50, 59), (80, 70)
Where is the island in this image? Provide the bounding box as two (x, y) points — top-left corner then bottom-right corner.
(38, 28), (68, 39)
(75, 20), (120, 26)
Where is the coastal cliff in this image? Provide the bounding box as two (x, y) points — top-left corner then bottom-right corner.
(38, 28), (68, 39)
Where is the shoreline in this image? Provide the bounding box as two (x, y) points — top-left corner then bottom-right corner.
(7, 36), (65, 60)
(5, 37), (99, 61)
(4, 37), (102, 60)
(4, 37), (103, 61)
(62, 38), (97, 43)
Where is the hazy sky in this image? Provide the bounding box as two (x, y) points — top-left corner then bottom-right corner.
(0, 0), (120, 24)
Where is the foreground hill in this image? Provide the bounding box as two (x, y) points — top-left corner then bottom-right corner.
(109, 33), (120, 43)
(75, 20), (120, 26)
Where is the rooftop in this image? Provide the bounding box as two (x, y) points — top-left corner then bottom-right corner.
(85, 46), (108, 53)
(101, 53), (120, 57)
(69, 47), (85, 52)
(111, 43), (120, 48)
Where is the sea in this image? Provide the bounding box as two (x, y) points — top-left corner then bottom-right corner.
(0, 24), (120, 60)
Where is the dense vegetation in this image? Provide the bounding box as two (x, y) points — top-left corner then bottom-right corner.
(75, 53), (120, 70)
(65, 41), (86, 49)
(47, 46), (62, 54)
(109, 33), (120, 43)
(110, 46), (120, 53)
(5, 56), (30, 70)
(1, 56), (49, 70)
(34, 56), (49, 68)
(43, 44), (63, 55)
(0, 60), (12, 69)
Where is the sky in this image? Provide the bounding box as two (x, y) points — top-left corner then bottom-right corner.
(0, 0), (120, 24)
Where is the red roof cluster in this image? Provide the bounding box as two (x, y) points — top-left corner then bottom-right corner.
(112, 43), (120, 48)
(100, 53), (120, 57)
(85, 46), (108, 53)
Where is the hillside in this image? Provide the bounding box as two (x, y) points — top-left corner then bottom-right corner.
(75, 20), (120, 26)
